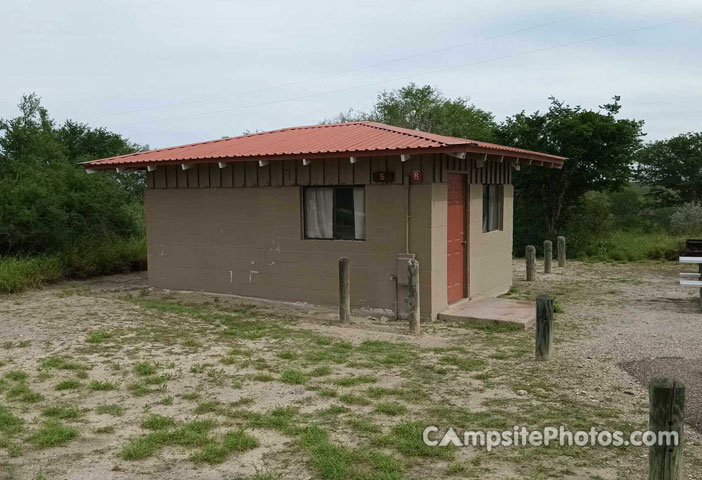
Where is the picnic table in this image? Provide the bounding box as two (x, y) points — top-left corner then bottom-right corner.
(679, 256), (702, 306)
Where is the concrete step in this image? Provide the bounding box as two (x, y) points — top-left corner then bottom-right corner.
(437, 297), (535, 329)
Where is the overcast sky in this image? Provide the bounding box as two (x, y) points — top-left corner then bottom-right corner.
(2, 0), (701, 148)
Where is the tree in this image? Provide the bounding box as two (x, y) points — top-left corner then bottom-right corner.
(0, 93), (145, 254)
(635, 132), (702, 206)
(496, 97), (644, 246)
(326, 84), (497, 141)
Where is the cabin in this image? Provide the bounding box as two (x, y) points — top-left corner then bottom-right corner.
(83, 121), (565, 319)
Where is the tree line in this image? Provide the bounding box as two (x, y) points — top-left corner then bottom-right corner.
(329, 84), (702, 258)
(1, 87), (700, 262)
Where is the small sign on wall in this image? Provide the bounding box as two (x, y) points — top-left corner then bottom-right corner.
(409, 170), (423, 183)
(372, 171), (395, 183)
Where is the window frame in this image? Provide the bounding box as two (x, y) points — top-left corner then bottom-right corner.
(482, 184), (503, 233)
(302, 185), (366, 241)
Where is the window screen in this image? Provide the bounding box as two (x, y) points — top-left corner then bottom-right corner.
(482, 184), (503, 233)
(304, 186), (365, 240)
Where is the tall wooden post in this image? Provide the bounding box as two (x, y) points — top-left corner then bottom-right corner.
(557, 236), (566, 267)
(526, 245), (536, 281)
(649, 377), (685, 480)
(535, 295), (553, 360)
(339, 257), (351, 324)
(407, 259), (420, 335)
(544, 240), (552, 274)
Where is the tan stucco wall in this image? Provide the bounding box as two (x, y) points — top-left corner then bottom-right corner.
(466, 183), (514, 299)
(145, 184), (436, 316)
(406, 183), (448, 319)
(144, 159), (515, 318)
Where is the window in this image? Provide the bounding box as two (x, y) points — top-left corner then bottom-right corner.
(482, 184), (503, 233)
(304, 186), (366, 240)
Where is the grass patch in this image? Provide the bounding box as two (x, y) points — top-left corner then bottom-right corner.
(96, 404), (125, 416)
(276, 351), (297, 360)
(301, 425), (402, 480)
(43, 406), (80, 420)
(0, 405), (24, 435)
(55, 379), (81, 391)
(41, 356), (86, 371)
(190, 430), (259, 464)
(121, 419), (215, 460)
(375, 421), (453, 459)
(346, 417), (381, 434)
(439, 355), (486, 372)
(373, 402), (407, 416)
(281, 370), (306, 385)
(134, 362), (157, 376)
(86, 330), (113, 344)
(5, 382), (44, 403)
(5, 370), (28, 381)
(141, 414), (176, 430)
(333, 375), (377, 387)
(317, 388), (338, 398)
(339, 394), (371, 406)
(309, 366), (332, 377)
(29, 420), (78, 448)
(89, 380), (117, 391)
(356, 340), (416, 366)
(249, 407), (299, 434)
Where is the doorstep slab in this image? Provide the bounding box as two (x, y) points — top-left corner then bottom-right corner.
(437, 297), (535, 329)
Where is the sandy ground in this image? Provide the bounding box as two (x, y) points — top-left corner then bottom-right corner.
(1, 260), (702, 479)
(512, 261), (702, 431)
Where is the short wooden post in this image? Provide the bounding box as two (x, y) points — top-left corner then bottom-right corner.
(557, 236), (566, 267)
(526, 245), (536, 281)
(543, 240), (552, 274)
(407, 259), (420, 335)
(535, 295), (553, 360)
(649, 377), (686, 480)
(339, 257), (351, 324)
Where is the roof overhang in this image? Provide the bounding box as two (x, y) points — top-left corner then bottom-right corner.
(81, 121), (566, 172)
(82, 144), (565, 172)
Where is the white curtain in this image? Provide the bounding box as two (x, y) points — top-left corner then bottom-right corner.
(353, 187), (366, 240)
(305, 188), (333, 239)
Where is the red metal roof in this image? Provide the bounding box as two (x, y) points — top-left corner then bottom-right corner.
(82, 121), (565, 169)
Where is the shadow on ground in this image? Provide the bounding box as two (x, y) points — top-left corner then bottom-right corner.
(619, 357), (702, 431)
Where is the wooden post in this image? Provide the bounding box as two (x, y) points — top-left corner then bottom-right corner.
(407, 259), (420, 335)
(649, 377), (686, 480)
(339, 257), (351, 324)
(557, 236), (566, 267)
(544, 240), (552, 274)
(535, 295), (553, 360)
(526, 245), (536, 281)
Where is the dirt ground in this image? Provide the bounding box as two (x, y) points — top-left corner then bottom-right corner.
(1, 260), (702, 479)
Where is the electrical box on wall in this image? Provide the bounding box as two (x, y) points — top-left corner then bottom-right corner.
(396, 253), (416, 286)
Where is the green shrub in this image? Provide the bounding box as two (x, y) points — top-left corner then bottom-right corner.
(0, 236), (145, 294)
(0, 256), (63, 293)
(670, 201), (702, 235)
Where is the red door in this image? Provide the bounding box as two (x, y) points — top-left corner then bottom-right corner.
(447, 174), (466, 303)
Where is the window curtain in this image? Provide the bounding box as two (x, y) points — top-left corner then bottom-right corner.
(353, 187), (366, 240)
(305, 188), (333, 238)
